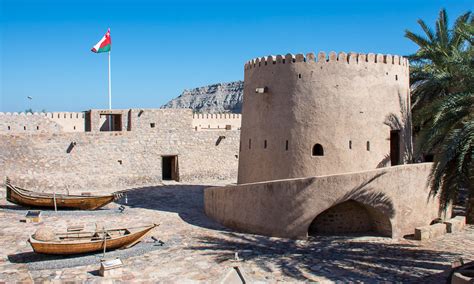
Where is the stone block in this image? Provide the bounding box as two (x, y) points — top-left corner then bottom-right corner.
(429, 223), (447, 238)
(99, 258), (123, 277)
(414, 223), (447, 240)
(414, 226), (430, 241)
(444, 216), (466, 233)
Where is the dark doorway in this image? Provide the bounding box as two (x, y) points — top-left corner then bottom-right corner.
(390, 130), (400, 166)
(100, 114), (122, 131)
(162, 155), (179, 181)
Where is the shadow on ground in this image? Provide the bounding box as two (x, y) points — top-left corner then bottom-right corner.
(188, 232), (459, 282)
(116, 184), (227, 231)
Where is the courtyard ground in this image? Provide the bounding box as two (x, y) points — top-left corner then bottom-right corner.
(0, 183), (472, 283)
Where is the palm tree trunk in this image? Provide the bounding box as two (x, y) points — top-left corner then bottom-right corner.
(467, 189), (474, 224)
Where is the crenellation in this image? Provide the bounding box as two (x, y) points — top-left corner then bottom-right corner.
(367, 53), (376, 63)
(348, 52), (358, 64)
(244, 51), (408, 70)
(276, 55), (284, 63)
(376, 53), (384, 63)
(295, 53), (305, 62)
(306, 52), (315, 62)
(317, 51), (326, 62)
(337, 52), (347, 63)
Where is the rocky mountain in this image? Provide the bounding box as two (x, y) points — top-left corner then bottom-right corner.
(161, 81), (243, 113)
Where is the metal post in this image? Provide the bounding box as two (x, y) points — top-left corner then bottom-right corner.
(103, 227), (107, 258)
(108, 50), (112, 110)
(53, 192), (57, 212)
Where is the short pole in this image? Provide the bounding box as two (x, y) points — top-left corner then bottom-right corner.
(53, 192), (57, 212)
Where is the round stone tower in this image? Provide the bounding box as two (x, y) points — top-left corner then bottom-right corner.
(238, 51), (411, 184)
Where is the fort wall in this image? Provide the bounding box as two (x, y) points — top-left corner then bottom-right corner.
(206, 163), (446, 239)
(192, 113), (241, 131)
(238, 51), (411, 184)
(0, 109), (240, 193)
(0, 110), (241, 134)
(0, 112), (85, 133)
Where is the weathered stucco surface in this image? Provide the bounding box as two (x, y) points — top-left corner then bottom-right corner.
(238, 52), (411, 184)
(205, 163), (446, 239)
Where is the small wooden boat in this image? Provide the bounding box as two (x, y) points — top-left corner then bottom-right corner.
(5, 178), (123, 210)
(29, 224), (159, 255)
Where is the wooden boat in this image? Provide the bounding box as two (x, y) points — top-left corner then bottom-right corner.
(29, 224), (159, 255)
(5, 178), (123, 210)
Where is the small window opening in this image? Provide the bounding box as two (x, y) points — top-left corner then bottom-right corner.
(249, 139), (251, 149)
(366, 141), (370, 151)
(282, 59), (286, 64)
(312, 144), (324, 156)
(264, 140), (267, 149)
(36, 126), (39, 130)
(118, 160), (122, 165)
(298, 74), (302, 79)
(73, 126), (76, 130)
(395, 75), (398, 81)
(150, 123), (155, 128)
(285, 140), (289, 151)
(349, 140), (352, 149)
(7, 126), (10, 130)
(24, 126), (26, 130)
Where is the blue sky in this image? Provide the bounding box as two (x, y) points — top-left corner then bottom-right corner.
(0, 0), (472, 112)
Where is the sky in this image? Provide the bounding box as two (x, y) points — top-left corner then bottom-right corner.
(0, 0), (472, 112)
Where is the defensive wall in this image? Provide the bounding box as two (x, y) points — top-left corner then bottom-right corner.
(0, 110), (241, 134)
(192, 113), (241, 131)
(0, 109), (241, 193)
(205, 163), (446, 239)
(205, 51), (445, 239)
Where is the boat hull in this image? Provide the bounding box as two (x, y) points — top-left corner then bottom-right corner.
(6, 183), (116, 210)
(29, 225), (156, 255)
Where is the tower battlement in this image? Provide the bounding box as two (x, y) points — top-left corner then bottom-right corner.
(244, 52), (408, 70)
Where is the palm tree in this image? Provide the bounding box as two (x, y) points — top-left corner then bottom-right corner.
(406, 9), (472, 116)
(405, 9), (473, 222)
(416, 93), (473, 215)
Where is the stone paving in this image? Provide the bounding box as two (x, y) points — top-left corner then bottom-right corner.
(0, 183), (473, 283)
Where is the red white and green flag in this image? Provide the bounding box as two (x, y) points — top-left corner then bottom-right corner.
(91, 29), (111, 53)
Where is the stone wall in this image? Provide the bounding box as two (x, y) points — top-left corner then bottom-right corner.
(0, 109), (240, 194)
(0, 112), (85, 133)
(192, 113), (241, 131)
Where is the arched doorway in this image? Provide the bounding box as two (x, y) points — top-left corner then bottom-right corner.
(308, 200), (392, 237)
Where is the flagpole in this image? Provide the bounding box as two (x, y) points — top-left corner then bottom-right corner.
(108, 50), (112, 110)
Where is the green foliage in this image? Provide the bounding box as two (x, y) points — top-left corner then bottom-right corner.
(24, 108), (33, 114)
(416, 93), (473, 209)
(405, 9), (473, 211)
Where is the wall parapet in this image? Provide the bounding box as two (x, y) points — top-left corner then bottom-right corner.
(244, 51), (408, 70)
(193, 113), (241, 119)
(0, 112), (85, 119)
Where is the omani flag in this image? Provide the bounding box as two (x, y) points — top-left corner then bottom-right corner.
(91, 29), (111, 53)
